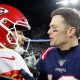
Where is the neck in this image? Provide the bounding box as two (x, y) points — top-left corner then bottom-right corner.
(58, 38), (78, 50)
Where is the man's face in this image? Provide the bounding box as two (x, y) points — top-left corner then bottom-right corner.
(17, 30), (26, 47)
(48, 15), (69, 47)
(12, 30), (26, 47)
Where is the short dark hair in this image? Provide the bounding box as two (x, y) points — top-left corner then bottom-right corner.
(51, 8), (80, 37)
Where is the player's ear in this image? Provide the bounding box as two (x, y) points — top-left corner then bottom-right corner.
(67, 27), (76, 37)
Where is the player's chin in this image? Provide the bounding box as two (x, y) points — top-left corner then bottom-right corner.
(50, 42), (54, 46)
(20, 43), (25, 47)
(50, 41), (57, 47)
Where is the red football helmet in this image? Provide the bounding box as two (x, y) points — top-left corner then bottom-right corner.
(0, 4), (31, 47)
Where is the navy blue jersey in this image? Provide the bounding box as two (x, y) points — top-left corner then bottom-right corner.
(36, 45), (80, 80)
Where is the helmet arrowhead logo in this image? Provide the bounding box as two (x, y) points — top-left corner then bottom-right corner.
(0, 7), (9, 15)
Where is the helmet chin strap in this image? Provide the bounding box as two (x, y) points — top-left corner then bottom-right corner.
(14, 38), (31, 55)
(14, 46), (25, 55)
(15, 37), (31, 55)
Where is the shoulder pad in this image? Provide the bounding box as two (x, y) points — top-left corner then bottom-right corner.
(42, 47), (53, 60)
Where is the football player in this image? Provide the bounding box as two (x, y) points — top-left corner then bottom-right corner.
(0, 4), (33, 80)
(36, 8), (80, 80)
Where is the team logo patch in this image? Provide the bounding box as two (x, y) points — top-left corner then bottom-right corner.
(0, 7), (9, 15)
(58, 59), (67, 66)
